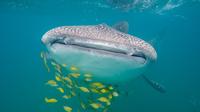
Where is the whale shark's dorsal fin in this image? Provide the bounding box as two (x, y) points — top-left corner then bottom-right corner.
(98, 23), (109, 27)
(112, 21), (129, 33)
(96, 22), (129, 34)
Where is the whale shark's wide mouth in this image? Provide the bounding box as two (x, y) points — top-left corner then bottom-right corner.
(49, 37), (147, 62)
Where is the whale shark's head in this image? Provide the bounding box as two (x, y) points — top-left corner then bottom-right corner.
(41, 24), (157, 82)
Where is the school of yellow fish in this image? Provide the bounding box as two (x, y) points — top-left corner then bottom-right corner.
(40, 51), (120, 112)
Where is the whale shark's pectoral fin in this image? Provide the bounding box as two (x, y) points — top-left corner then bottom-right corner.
(112, 21), (129, 33)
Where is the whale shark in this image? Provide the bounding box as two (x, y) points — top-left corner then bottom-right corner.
(41, 23), (157, 83)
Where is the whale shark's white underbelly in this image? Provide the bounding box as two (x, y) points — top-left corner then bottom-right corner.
(49, 43), (147, 83)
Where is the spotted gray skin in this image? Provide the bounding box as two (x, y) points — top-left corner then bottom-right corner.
(42, 24), (157, 60)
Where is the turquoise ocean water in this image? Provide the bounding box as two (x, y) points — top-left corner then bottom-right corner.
(0, 0), (200, 112)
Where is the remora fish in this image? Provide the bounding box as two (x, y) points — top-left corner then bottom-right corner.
(41, 23), (157, 82)
(142, 75), (166, 93)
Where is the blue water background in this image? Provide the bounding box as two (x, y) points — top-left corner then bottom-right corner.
(0, 0), (200, 112)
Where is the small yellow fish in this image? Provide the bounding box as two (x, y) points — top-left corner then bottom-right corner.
(63, 106), (72, 112)
(63, 77), (73, 84)
(45, 64), (50, 72)
(63, 95), (72, 99)
(57, 87), (65, 93)
(79, 87), (90, 93)
(66, 84), (73, 89)
(62, 64), (67, 67)
(55, 65), (62, 73)
(70, 66), (78, 71)
(51, 61), (57, 66)
(90, 103), (102, 109)
(98, 97), (111, 105)
(41, 52), (50, 72)
(40, 52), (44, 58)
(112, 92), (119, 97)
(98, 97), (109, 102)
(70, 91), (76, 96)
(55, 63), (61, 68)
(46, 80), (58, 86)
(55, 75), (62, 81)
(84, 78), (92, 82)
(80, 102), (86, 110)
(100, 88), (109, 93)
(45, 97), (58, 103)
(90, 82), (105, 89)
(90, 88), (100, 94)
(84, 73), (92, 78)
(108, 94), (113, 100)
(108, 86), (114, 90)
(106, 101), (111, 106)
(70, 73), (80, 78)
